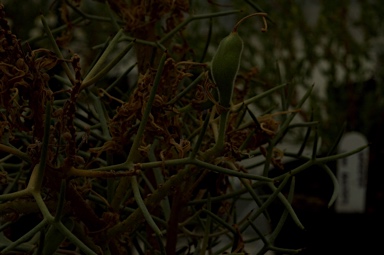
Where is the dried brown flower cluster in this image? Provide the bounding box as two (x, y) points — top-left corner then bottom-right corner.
(0, 4), (59, 141)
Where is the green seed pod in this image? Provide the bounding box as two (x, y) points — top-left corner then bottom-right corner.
(210, 12), (268, 109)
(210, 31), (243, 108)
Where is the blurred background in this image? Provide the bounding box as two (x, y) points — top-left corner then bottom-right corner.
(2, 0), (384, 254)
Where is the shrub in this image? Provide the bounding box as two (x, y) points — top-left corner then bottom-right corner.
(0, 1), (366, 254)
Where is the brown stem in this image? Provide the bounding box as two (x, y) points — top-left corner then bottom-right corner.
(65, 182), (107, 232)
(165, 186), (183, 255)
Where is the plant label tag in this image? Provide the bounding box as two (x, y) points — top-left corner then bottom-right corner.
(335, 132), (368, 213)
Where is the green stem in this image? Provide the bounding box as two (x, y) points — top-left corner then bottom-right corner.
(135, 156), (273, 182)
(81, 40), (135, 89)
(131, 176), (163, 236)
(0, 189), (30, 201)
(202, 209), (236, 234)
(81, 29), (124, 88)
(35, 101), (52, 192)
(0, 144), (30, 163)
(40, 15), (75, 84)
(273, 144), (369, 182)
(272, 84), (314, 144)
(107, 164), (191, 238)
(192, 159), (272, 182)
(159, 10), (242, 44)
(54, 180), (67, 221)
(189, 111), (211, 159)
(55, 221), (98, 255)
(89, 91), (111, 139)
(269, 177), (296, 243)
(24, 17), (83, 45)
(203, 110), (229, 160)
(231, 83), (287, 112)
(200, 194), (212, 255)
(167, 72), (206, 105)
(110, 52), (168, 211)
(0, 218), (49, 253)
(149, 140), (171, 221)
(273, 183), (304, 230)
(32, 191), (54, 222)
(321, 164), (339, 208)
(240, 175), (291, 233)
(216, 111), (229, 151)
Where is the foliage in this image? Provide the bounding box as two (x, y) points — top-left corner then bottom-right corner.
(0, 1), (372, 254)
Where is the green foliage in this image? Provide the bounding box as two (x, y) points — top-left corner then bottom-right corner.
(0, 1), (375, 254)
